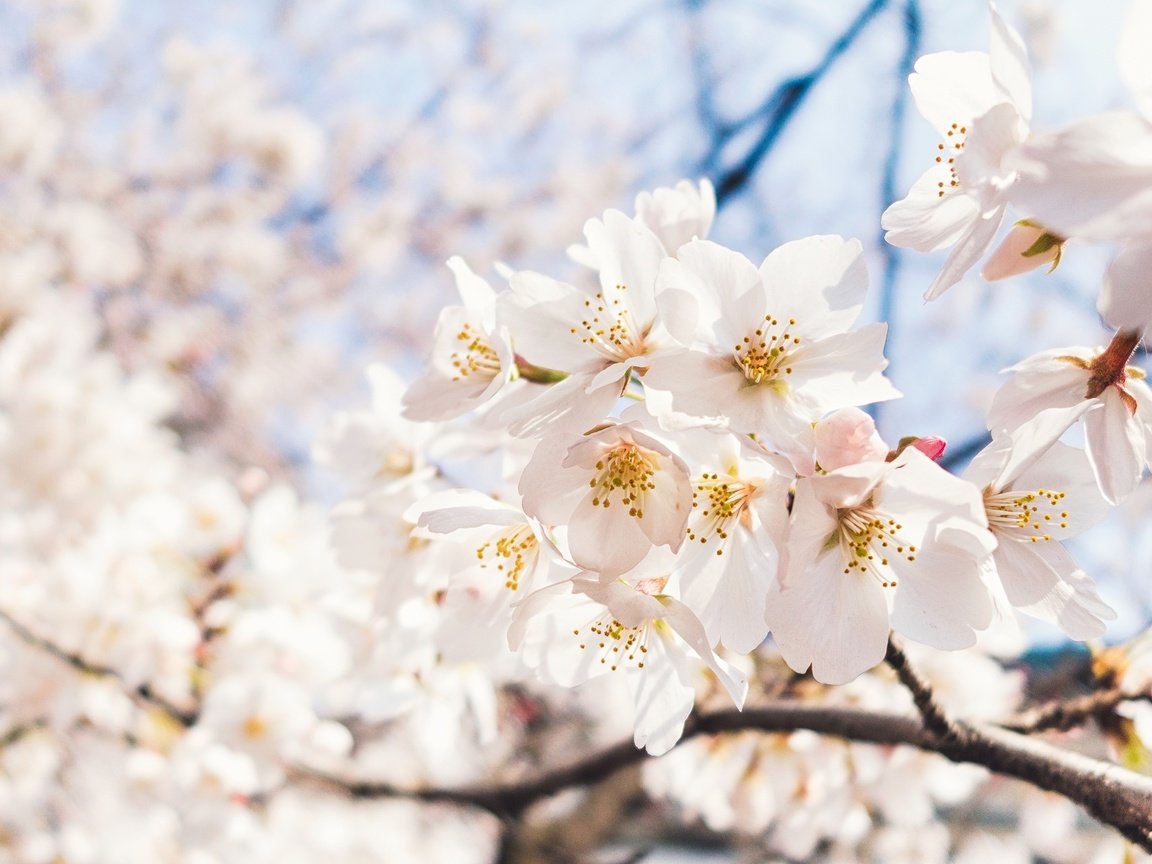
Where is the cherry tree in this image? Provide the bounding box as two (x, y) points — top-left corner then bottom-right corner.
(4, 0), (1152, 863)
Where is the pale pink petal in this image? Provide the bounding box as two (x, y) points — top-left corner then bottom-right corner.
(660, 596), (749, 705)
(991, 539), (1115, 639)
(981, 223), (1059, 281)
(1084, 389), (1147, 503)
(889, 542), (991, 649)
(1101, 240), (1152, 332)
(757, 235), (868, 335)
(768, 550), (891, 685)
(1120, 0), (1152, 122)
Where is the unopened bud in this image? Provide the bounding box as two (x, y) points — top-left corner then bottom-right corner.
(981, 222), (1064, 281)
(887, 435), (947, 462)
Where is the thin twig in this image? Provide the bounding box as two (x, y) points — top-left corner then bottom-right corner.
(1003, 688), (1152, 734)
(0, 608), (198, 727)
(885, 633), (957, 740)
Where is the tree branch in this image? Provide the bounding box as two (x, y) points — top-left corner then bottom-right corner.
(885, 632), (958, 739)
(299, 701), (1152, 850)
(1003, 687), (1152, 735)
(0, 608), (199, 727)
(709, 0), (892, 204)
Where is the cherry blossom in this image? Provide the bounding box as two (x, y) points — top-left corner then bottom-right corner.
(767, 448), (994, 684)
(987, 331), (1152, 503)
(643, 236), (899, 471)
(509, 571), (747, 755)
(882, 1), (1032, 299)
(672, 428), (792, 653)
(498, 209), (671, 435)
(965, 438), (1115, 638)
(518, 419), (692, 577)
(402, 257), (515, 422)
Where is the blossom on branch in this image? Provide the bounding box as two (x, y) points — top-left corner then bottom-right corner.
(882, 1), (1032, 299)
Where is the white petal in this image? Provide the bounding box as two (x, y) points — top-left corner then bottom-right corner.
(883, 166), (981, 252)
(1008, 111), (1152, 240)
(1084, 389), (1147, 503)
(1101, 240), (1152, 332)
(909, 51), (997, 135)
(991, 540), (1114, 639)
(923, 203), (1006, 300)
(989, 1), (1032, 123)
(768, 550), (891, 685)
(1120, 0), (1152, 123)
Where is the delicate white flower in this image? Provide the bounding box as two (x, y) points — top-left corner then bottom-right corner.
(500, 210), (671, 435)
(518, 420), (692, 577)
(767, 448), (994, 684)
(405, 488), (571, 661)
(633, 178), (716, 254)
(673, 428), (793, 653)
(986, 334), (1152, 503)
(509, 571), (747, 755)
(402, 258), (515, 422)
(568, 178), (715, 266)
(882, 2), (1032, 299)
(966, 438), (1115, 638)
(643, 236), (899, 471)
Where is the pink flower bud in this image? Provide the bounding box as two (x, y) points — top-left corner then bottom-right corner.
(981, 223), (1062, 281)
(910, 436), (947, 461)
(814, 407), (888, 472)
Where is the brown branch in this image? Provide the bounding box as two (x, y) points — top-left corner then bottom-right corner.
(1003, 687), (1152, 734)
(885, 633), (957, 739)
(298, 702), (1152, 851)
(0, 609), (199, 727)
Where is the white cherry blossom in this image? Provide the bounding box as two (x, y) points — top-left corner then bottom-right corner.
(673, 428), (793, 653)
(498, 209), (671, 435)
(405, 488), (571, 662)
(767, 448), (994, 684)
(518, 420), (692, 577)
(509, 571), (747, 755)
(966, 438), (1115, 638)
(882, 1), (1032, 299)
(644, 236), (899, 471)
(987, 333), (1152, 503)
(402, 257), (515, 422)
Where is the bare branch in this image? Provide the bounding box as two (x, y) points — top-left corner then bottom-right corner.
(886, 632), (958, 739)
(0, 608), (199, 727)
(1003, 687), (1152, 734)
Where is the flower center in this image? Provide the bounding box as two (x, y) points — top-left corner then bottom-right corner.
(572, 612), (653, 671)
(836, 506), (916, 588)
(588, 443), (658, 518)
(475, 525), (538, 591)
(687, 472), (754, 556)
(569, 284), (647, 362)
(733, 314), (801, 388)
(450, 322), (501, 381)
(984, 487), (1068, 542)
(934, 121), (968, 198)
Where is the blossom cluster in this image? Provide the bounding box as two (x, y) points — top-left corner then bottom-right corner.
(4, 0), (1152, 860)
